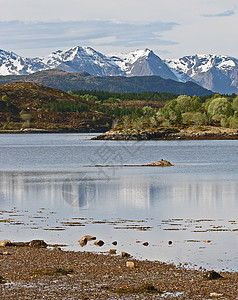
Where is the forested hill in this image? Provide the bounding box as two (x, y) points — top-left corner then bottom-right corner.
(0, 69), (212, 96)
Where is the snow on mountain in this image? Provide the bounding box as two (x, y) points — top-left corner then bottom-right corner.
(165, 54), (238, 94)
(166, 54), (238, 76)
(109, 49), (177, 80)
(1, 47), (238, 94)
(42, 46), (122, 76)
(0, 50), (45, 75)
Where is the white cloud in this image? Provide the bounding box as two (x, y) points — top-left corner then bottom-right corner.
(202, 8), (236, 18)
(0, 20), (178, 57)
(0, 0), (237, 58)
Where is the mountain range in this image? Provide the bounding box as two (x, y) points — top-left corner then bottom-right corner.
(0, 46), (238, 94)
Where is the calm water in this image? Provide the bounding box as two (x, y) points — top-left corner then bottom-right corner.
(0, 133), (237, 271)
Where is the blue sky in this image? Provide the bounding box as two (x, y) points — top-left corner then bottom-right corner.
(0, 0), (237, 58)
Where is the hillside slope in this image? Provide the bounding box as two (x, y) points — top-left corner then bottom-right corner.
(0, 69), (212, 96)
(0, 82), (112, 131)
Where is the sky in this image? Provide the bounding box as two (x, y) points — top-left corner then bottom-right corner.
(0, 0), (238, 59)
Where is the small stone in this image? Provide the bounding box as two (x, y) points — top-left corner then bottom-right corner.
(210, 292), (223, 297)
(204, 240), (211, 243)
(168, 241), (173, 245)
(0, 240), (12, 247)
(109, 249), (116, 254)
(94, 240), (104, 247)
(83, 235), (96, 241)
(126, 261), (135, 268)
(29, 240), (47, 248)
(78, 237), (88, 247)
(143, 242), (149, 246)
(78, 235), (96, 247)
(0, 275), (6, 284)
(120, 251), (130, 258)
(205, 271), (223, 280)
(136, 240), (141, 243)
(112, 241), (117, 246)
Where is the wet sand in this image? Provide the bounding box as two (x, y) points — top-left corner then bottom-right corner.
(0, 246), (237, 299)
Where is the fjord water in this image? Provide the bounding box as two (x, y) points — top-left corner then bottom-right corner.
(0, 134), (237, 271)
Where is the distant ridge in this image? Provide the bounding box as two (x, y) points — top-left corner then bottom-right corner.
(0, 69), (212, 96)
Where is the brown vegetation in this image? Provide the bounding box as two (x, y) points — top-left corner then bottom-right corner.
(0, 82), (112, 131)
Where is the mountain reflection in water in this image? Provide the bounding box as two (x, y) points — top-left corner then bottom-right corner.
(0, 171), (237, 216)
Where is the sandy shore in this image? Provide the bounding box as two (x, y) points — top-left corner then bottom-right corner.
(0, 246), (237, 299)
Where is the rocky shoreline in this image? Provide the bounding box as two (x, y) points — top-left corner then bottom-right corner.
(93, 129), (238, 141)
(0, 241), (237, 299)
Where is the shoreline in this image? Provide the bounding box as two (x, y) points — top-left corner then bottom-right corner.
(0, 127), (238, 141)
(0, 245), (237, 299)
(92, 128), (238, 141)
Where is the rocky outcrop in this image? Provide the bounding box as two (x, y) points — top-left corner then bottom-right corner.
(145, 159), (173, 167)
(93, 130), (179, 141)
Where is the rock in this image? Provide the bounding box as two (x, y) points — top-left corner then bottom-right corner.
(78, 237), (88, 247)
(13, 242), (29, 247)
(120, 251), (130, 258)
(94, 240), (104, 247)
(126, 261), (135, 268)
(205, 271), (223, 280)
(112, 241), (117, 246)
(143, 242), (149, 246)
(210, 292), (223, 297)
(146, 159), (173, 167)
(29, 240), (47, 248)
(83, 235), (96, 241)
(78, 235), (96, 247)
(109, 249), (116, 254)
(0, 275), (6, 284)
(0, 240), (12, 247)
(168, 241), (173, 245)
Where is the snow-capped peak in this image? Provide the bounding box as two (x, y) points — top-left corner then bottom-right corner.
(165, 54), (238, 77)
